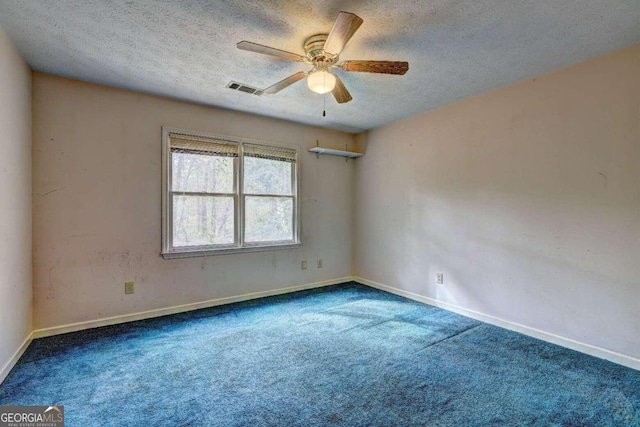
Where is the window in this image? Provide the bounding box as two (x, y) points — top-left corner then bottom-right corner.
(162, 127), (299, 258)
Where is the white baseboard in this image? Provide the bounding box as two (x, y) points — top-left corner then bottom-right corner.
(0, 332), (33, 386)
(355, 276), (640, 371)
(32, 277), (352, 339)
(11, 276), (636, 383)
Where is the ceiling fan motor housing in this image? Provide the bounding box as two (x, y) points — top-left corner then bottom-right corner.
(304, 34), (339, 66)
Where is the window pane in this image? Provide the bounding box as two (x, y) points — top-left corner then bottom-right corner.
(245, 196), (293, 242)
(172, 152), (234, 193)
(172, 195), (234, 247)
(244, 156), (292, 195)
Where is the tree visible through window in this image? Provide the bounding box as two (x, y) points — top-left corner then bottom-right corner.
(244, 146), (295, 243)
(162, 129), (299, 257)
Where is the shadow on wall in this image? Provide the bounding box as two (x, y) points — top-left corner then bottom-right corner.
(391, 183), (637, 352)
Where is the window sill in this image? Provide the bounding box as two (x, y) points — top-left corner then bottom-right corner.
(161, 243), (301, 259)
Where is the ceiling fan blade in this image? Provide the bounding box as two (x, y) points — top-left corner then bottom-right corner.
(322, 12), (363, 55)
(331, 75), (352, 104)
(341, 61), (409, 75)
(237, 41), (305, 62)
(263, 71), (308, 94)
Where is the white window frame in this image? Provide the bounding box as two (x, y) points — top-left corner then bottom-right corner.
(161, 127), (300, 259)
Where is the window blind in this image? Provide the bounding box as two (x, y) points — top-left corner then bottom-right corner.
(244, 143), (297, 163)
(169, 133), (239, 157)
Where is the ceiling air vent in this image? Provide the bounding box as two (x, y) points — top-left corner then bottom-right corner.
(226, 81), (263, 96)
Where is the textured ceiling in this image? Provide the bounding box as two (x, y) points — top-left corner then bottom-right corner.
(0, 1), (638, 133)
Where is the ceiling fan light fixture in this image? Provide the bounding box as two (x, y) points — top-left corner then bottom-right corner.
(307, 69), (336, 94)
(237, 11), (408, 104)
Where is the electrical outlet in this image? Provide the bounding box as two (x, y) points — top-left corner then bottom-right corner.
(317, 259), (323, 268)
(125, 281), (135, 294)
(301, 260), (307, 270)
(436, 273), (444, 285)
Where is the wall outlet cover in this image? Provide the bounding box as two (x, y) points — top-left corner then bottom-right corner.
(125, 281), (135, 294)
(301, 260), (307, 270)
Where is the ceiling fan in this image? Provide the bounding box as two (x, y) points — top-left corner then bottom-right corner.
(237, 11), (409, 104)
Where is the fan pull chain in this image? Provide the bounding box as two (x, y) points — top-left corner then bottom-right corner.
(323, 93), (326, 117)
(322, 72), (326, 117)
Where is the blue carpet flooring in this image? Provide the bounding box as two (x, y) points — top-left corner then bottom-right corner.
(1, 282), (639, 426)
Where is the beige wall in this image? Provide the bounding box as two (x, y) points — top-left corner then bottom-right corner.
(19, 38), (640, 364)
(0, 28), (32, 378)
(32, 74), (355, 329)
(354, 44), (640, 358)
